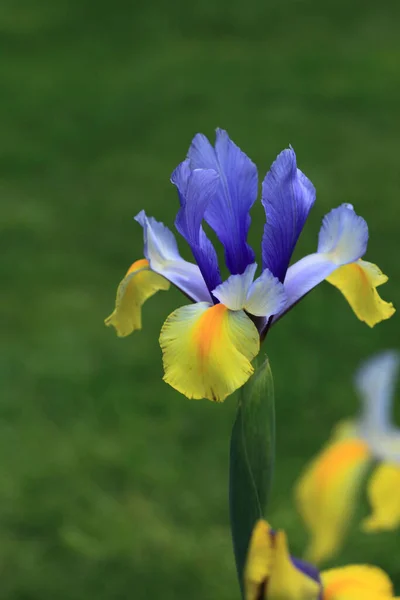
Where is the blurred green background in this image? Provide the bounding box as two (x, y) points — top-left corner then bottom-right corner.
(2, 0), (400, 597)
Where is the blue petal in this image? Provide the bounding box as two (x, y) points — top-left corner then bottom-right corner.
(188, 129), (257, 275)
(171, 160), (222, 293)
(262, 148), (316, 282)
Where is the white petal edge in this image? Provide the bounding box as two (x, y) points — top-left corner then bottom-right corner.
(245, 268), (287, 318)
(355, 350), (400, 432)
(135, 210), (211, 303)
(317, 203), (368, 265)
(212, 263), (257, 310)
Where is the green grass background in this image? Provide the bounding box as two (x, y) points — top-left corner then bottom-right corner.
(1, 0), (400, 597)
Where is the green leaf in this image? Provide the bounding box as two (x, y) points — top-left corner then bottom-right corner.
(229, 355), (275, 597)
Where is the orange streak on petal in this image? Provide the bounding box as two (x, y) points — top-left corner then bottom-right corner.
(105, 257), (169, 337)
(160, 303), (259, 402)
(193, 303), (227, 361)
(297, 438), (372, 564)
(314, 440), (370, 490)
(324, 577), (366, 600)
(322, 565), (394, 600)
(126, 258), (149, 275)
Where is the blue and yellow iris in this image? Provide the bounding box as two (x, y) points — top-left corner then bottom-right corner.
(295, 351), (400, 564)
(245, 519), (399, 600)
(105, 129), (395, 401)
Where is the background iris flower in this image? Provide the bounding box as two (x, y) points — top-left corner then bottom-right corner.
(296, 351), (400, 565)
(106, 129), (394, 402)
(245, 520), (399, 600)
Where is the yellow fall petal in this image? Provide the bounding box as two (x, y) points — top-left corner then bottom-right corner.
(244, 520), (320, 600)
(295, 438), (371, 564)
(326, 259), (395, 327)
(105, 258), (170, 337)
(159, 302), (260, 402)
(362, 462), (400, 532)
(321, 565), (397, 600)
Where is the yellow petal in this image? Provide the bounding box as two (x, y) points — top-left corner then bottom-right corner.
(321, 565), (396, 600)
(326, 259), (395, 327)
(268, 531), (321, 600)
(295, 439), (371, 564)
(244, 520), (273, 600)
(362, 462), (400, 532)
(105, 258), (170, 337)
(159, 302), (260, 402)
(244, 520), (320, 600)
(320, 419), (358, 444)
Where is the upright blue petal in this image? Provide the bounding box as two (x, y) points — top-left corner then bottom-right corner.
(262, 148), (316, 282)
(171, 160), (222, 293)
(188, 129), (257, 275)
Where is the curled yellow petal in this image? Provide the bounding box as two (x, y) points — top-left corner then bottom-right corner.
(160, 302), (260, 402)
(105, 258), (170, 337)
(268, 531), (321, 600)
(244, 520), (273, 600)
(326, 259), (395, 327)
(321, 565), (396, 600)
(244, 520), (320, 600)
(362, 462), (400, 532)
(295, 438), (371, 564)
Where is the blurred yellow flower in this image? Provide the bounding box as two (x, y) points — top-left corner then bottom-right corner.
(245, 519), (399, 600)
(295, 351), (400, 564)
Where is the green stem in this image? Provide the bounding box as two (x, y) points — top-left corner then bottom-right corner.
(229, 355), (275, 597)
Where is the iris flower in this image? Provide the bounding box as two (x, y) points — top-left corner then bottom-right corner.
(296, 350), (400, 565)
(105, 129), (394, 402)
(245, 519), (399, 600)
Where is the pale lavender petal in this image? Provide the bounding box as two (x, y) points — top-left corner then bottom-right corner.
(262, 148), (316, 282)
(135, 210), (181, 264)
(355, 351), (400, 434)
(272, 253), (337, 322)
(188, 129), (257, 275)
(318, 203), (368, 263)
(272, 203), (369, 322)
(212, 263), (286, 318)
(135, 210), (212, 303)
(212, 263), (257, 310)
(245, 268), (287, 318)
(171, 162), (221, 293)
(366, 431), (400, 463)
